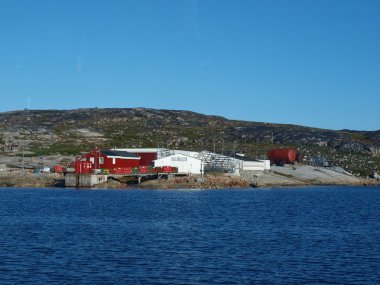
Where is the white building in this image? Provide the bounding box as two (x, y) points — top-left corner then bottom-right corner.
(153, 153), (203, 175)
(114, 147), (270, 173)
(234, 159), (271, 172)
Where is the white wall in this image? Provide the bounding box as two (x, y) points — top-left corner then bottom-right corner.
(261, 160), (271, 170)
(240, 160), (271, 171)
(154, 154), (203, 174)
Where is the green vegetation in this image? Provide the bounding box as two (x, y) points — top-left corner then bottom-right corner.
(26, 143), (85, 157)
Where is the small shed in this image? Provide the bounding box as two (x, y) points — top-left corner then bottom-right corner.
(154, 154), (203, 175)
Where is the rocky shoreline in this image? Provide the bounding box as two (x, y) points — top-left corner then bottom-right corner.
(1, 165), (379, 189)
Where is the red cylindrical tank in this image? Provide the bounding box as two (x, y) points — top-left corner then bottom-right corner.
(154, 167), (162, 173)
(161, 166), (173, 173)
(268, 148), (296, 165)
(114, 167), (132, 175)
(139, 166), (149, 173)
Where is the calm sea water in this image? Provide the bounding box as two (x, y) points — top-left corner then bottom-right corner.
(0, 186), (379, 284)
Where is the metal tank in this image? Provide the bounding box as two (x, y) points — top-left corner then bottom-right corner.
(268, 148), (296, 165)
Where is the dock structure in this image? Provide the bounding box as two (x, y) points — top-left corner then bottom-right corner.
(65, 173), (109, 188)
(65, 172), (189, 188)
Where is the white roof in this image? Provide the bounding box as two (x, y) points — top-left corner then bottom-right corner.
(113, 148), (168, 153)
(154, 153), (202, 162)
(172, 150), (200, 157)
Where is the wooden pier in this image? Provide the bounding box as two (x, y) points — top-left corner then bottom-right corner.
(65, 172), (189, 188)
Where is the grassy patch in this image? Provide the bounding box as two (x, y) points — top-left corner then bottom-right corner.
(26, 143), (85, 156)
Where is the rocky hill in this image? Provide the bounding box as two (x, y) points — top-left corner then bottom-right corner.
(0, 108), (379, 176)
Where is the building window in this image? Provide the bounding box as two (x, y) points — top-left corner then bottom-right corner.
(112, 158), (116, 164)
(90, 157), (95, 164)
(99, 157), (104, 164)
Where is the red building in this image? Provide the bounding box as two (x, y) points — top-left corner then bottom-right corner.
(131, 152), (157, 166)
(82, 149), (140, 171)
(114, 148), (161, 166)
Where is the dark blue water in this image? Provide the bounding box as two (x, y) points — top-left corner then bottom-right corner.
(0, 186), (380, 284)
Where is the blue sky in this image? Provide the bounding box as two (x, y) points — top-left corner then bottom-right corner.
(0, 0), (379, 131)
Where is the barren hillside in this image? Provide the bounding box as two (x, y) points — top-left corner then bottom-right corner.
(0, 108), (379, 176)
